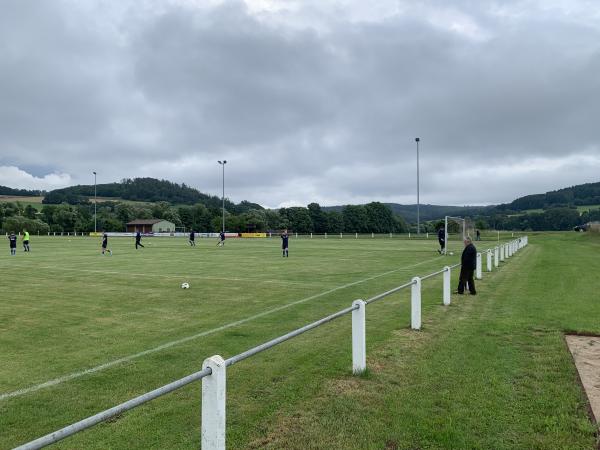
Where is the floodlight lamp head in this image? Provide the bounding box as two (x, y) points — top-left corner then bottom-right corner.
(415, 137), (420, 142)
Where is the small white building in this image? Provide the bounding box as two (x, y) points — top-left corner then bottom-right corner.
(126, 219), (175, 233)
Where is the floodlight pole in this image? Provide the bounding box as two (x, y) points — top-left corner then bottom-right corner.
(93, 171), (97, 233)
(218, 160), (227, 233)
(415, 138), (420, 235)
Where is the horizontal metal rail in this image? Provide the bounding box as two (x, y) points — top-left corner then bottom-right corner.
(15, 367), (213, 450)
(420, 268), (446, 281)
(225, 304), (359, 367)
(365, 280), (415, 305)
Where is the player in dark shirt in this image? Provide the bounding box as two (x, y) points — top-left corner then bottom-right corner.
(281, 230), (289, 257)
(8, 232), (17, 256)
(101, 232), (112, 256)
(437, 227), (445, 254)
(135, 231), (144, 249)
(218, 231), (225, 247)
(189, 231), (196, 246)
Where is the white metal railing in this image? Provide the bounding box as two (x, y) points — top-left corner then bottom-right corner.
(14, 237), (528, 450)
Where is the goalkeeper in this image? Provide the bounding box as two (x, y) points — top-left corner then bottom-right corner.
(437, 227), (445, 253)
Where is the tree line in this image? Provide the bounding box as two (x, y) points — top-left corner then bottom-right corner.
(0, 200), (408, 234)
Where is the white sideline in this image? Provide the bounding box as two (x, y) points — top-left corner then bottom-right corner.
(0, 256), (443, 401)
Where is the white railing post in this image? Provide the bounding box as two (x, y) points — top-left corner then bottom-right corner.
(476, 253), (482, 280)
(494, 246), (499, 268)
(486, 250), (492, 272)
(411, 277), (421, 330)
(202, 355), (226, 450)
(352, 300), (366, 374)
(500, 244), (505, 262)
(443, 266), (451, 306)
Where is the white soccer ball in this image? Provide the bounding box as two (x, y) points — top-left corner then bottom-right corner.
(449, 252), (454, 255)
(181, 282), (190, 289)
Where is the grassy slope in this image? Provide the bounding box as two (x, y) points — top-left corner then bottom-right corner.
(1, 234), (598, 449)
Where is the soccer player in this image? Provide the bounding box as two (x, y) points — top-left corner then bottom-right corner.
(22, 229), (30, 252)
(456, 237), (477, 295)
(8, 232), (17, 256)
(101, 232), (112, 255)
(189, 230), (196, 246)
(437, 227), (445, 254)
(135, 230), (145, 249)
(281, 229), (289, 257)
(218, 231), (225, 246)
(476, 229), (481, 241)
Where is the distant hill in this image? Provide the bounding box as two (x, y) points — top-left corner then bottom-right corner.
(324, 203), (494, 223)
(495, 182), (600, 212)
(324, 181), (600, 223)
(42, 178), (264, 214)
(0, 185), (44, 197)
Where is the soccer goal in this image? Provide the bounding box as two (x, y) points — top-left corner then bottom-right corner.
(443, 216), (474, 255)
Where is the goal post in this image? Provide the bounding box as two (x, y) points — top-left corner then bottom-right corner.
(444, 216), (474, 255)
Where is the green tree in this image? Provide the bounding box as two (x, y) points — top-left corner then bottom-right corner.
(307, 203), (327, 233)
(342, 205), (369, 233)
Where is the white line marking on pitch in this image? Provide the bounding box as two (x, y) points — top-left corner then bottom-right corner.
(0, 256), (442, 401)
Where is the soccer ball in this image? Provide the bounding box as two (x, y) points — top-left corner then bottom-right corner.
(449, 252), (454, 255)
(181, 282), (190, 289)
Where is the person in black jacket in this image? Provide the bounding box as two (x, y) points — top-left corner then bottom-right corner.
(457, 237), (477, 295)
(437, 227), (445, 254)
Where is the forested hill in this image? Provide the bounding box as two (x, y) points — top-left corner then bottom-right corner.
(498, 182), (600, 211)
(0, 185), (44, 196)
(324, 204), (493, 223)
(42, 178), (263, 213)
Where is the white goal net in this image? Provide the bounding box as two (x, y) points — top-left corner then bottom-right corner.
(443, 216), (474, 255)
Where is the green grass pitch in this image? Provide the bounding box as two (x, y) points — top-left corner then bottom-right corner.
(1, 233), (598, 449)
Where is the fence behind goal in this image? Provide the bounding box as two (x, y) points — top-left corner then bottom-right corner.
(15, 237), (529, 450)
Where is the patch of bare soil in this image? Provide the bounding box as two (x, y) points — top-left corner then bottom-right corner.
(566, 335), (600, 425)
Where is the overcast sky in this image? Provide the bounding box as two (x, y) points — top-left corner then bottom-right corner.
(1, 0), (599, 208)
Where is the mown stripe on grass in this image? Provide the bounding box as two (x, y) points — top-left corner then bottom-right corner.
(0, 255), (444, 401)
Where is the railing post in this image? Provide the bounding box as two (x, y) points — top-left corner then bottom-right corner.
(494, 246), (499, 268)
(352, 300), (366, 374)
(202, 355), (226, 450)
(500, 244), (505, 262)
(443, 266), (451, 306)
(486, 250), (492, 272)
(476, 253), (482, 280)
(411, 277), (421, 330)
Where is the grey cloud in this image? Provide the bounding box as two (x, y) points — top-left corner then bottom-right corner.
(0, 0), (599, 208)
